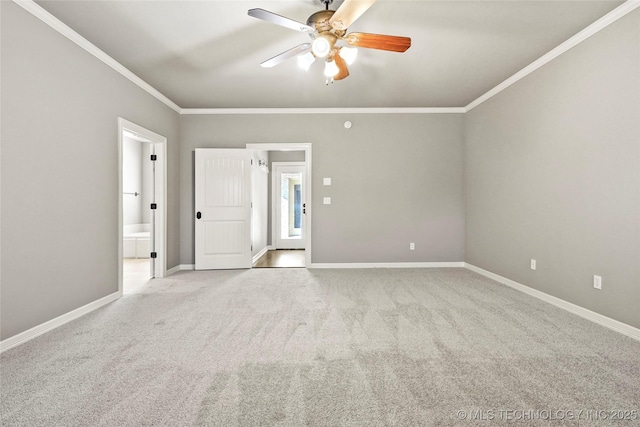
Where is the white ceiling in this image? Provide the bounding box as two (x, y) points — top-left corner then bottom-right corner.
(35, 0), (623, 109)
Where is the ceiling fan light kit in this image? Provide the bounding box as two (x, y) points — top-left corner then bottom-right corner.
(248, 0), (411, 83)
(297, 52), (316, 71)
(324, 60), (340, 77)
(312, 37), (332, 58)
(339, 46), (358, 65)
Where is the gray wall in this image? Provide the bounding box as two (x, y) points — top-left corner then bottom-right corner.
(465, 10), (640, 328)
(180, 114), (465, 264)
(4, 0), (637, 343)
(1, 2), (181, 340)
(269, 151), (306, 166)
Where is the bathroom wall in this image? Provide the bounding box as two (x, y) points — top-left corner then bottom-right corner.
(123, 135), (143, 226)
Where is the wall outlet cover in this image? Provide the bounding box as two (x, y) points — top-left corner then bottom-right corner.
(593, 275), (602, 290)
(323, 197), (331, 205)
(323, 178), (332, 186)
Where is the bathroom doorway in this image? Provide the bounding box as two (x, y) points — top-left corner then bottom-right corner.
(118, 118), (166, 295)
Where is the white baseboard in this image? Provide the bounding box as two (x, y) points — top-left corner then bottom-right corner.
(252, 246), (274, 264)
(309, 262), (465, 269)
(166, 265), (181, 276)
(464, 263), (640, 342)
(179, 264), (195, 271)
(0, 291), (120, 353)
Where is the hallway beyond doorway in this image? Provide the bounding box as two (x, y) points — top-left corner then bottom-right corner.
(253, 250), (305, 268)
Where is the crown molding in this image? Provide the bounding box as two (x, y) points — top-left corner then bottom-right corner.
(13, 0), (640, 115)
(13, 0), (181, 113)
(180, 107), (465, 115)
(465, 0), (640, 112)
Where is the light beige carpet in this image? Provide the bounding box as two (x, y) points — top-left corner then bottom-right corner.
(2, 268), (639, 426)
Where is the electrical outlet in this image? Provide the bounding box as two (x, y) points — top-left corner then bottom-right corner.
(593, 275), (602, 290)
(530, 259), (536, 270)
(409, 242), (415, 250)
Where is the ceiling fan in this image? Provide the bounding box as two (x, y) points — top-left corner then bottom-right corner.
(248, 0), (411, 83)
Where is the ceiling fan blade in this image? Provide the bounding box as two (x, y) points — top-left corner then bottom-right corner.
(346, 32), (411, 52)
(248, 8), (315, 33)
(333, 54), (350, 81)
(329, 0), (376, 30)
(260, 43), (312, 68)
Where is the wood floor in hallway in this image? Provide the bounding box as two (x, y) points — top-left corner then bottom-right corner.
(253, 250), (305, 268)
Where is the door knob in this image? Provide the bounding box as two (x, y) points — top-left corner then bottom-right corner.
(196, 212), (202, 219)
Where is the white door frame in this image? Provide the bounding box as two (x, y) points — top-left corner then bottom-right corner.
(246, 143), (312, 267)
(118, 118), (167, 296)
(272, 162), (306, 250)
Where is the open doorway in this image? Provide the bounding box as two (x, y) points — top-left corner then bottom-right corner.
(246, 144), (312, 269)
(259, 162), (306, 268)
(118, 118), (166, 295)
(122, 131), (153, 293)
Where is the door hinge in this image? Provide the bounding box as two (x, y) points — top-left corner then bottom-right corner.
(150, 154), (157, 161)
(150, 252), (157, 259)
(251, 159), (253, 165)
(150, 203), (157, 210)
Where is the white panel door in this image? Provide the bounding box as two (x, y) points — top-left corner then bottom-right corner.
(195, 149), (252, 270)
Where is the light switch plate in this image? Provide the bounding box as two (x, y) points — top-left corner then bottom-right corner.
(323, 197), (331, 205)
(323, 178), (332, 186)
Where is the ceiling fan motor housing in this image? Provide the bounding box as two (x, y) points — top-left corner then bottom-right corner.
(307, 9), (345, 60)
(307, 10), (346, 37)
